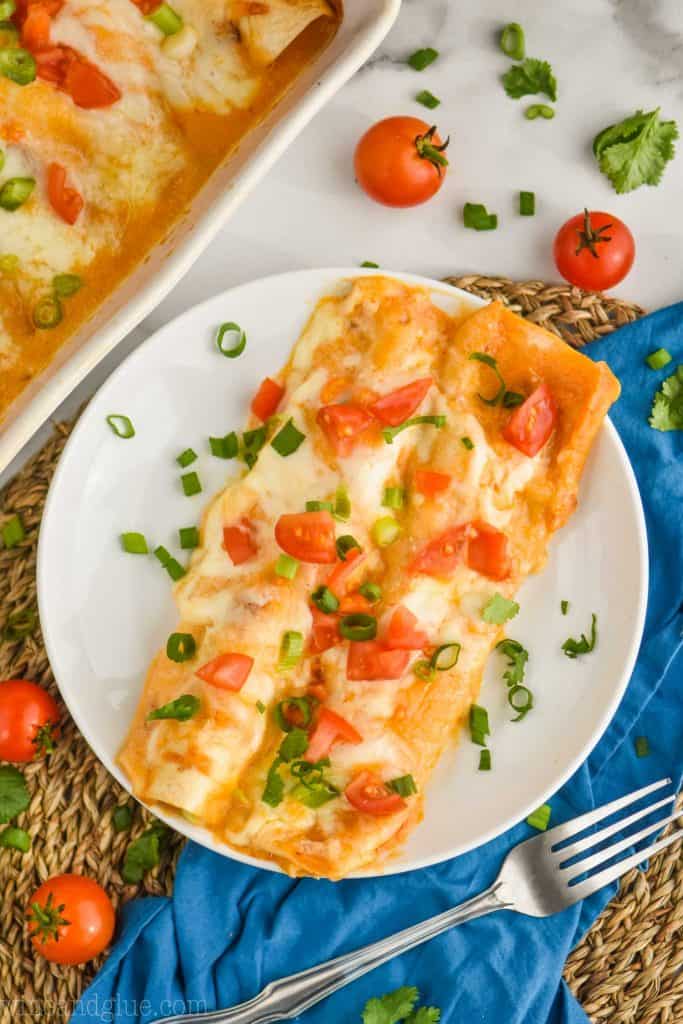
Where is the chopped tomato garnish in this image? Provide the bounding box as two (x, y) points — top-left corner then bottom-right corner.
(368, 377), (433, 427)
(21, 6), (52, 51)
(316, 403), (374, 457)
(251, 377), (284, 422)
(346, 641), (410, 681)
(307, 682), (328, 702)
(414, 468), (451, 497)
(345, 770), (406, 816)
(47, 163), (83, 226)
(467, 521), (511, 581)
(502, 383), (557, 458)
(275, 511), (336, 564)
(309, 606), (341, 654)
(196, 653), (253, 692)
(338, 591), (373, 615)
(409, 525), (469, 577)
(34, 45), (120, 108)
(306, 707), (362, 762)
(223, 522), (257, 566)
(327, 547), (366, 597)
(385, 605), (428, 650)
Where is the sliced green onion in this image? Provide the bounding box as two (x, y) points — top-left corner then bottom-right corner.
(382, 486), (405, 509)
(336, 534), (361, 560)
(526, 803), (552, 831)
(181, 471), (202, 497)
(408, 47), (439, 71)
(216, 321), (246, 358)
(499, 22), (525, 60)
(274, 696), (314, 732)
(2, 607), (36, 642)
(2, 513), (25, 549)
(0, 23), (19, 49)
(503, 391), (524, 408)
(53, 273), (82, 298)
(525, 104), (555, 120)
(154, 545), (171, 565)
(148, 693), (199, 721)
(0, 2), (16, 19)
(147, 3), (183, 36)
(271, 418), (306, 457)
(562, 612), (598, 658)
(469, 352), (506, 405)
(120, 532), (148, 555)
(333, 485), (351, 521)
(371, 515), (401, 547)
(416, 89), (440, 109)
(311, 585), (339, 614)
(645, 348), (672, 370)
(519, 191), (535, 216)
(0, 150), (4, 173)
(413, 658), (435, 681)
(361, 260), (379, 268)
(478, 749), (492, 771)
(112, 804), (133, 833)
(209, 432), (239, 459)
(463, 202), (498, 231)
(461, 436), (474, 451)
(0, 826), (30, 853)
(241, 426), (266, 469)
(382, 414), (446, 444)
(359, 581), (382, 603)
(305, 500), (333, 513)
(387, 774), (417, 797)
(278, 630), (304, 671)
(256, 700), (266, 714)
(0, 48), (35, 86)
(635, 735), (650, 758)
(430, 643), (461, 671)
(508, 684), (533, 721)
(291, 781), (338, 808)
(106, 414), (135, 439)
(561, 599), (569, 615)
(179, 526), (199, 550)
(0, 176), (35, 210)
(339, 613), (377, 641)
(154, 546), (186, 581)
(0, 253), (18, 274)
(176, 448), (197, 468)
(469, 704), (490, 746)
(32, 295), (62, 330)
(275, 553), (299, 579)
(166, 632), (196, 663)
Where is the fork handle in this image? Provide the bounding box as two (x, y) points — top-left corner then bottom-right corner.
(155, 882), (509, 1024)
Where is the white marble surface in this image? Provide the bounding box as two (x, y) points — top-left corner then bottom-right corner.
(3, 0), (683, 481)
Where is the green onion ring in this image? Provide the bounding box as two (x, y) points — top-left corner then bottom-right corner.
(339, 613), (377, 642)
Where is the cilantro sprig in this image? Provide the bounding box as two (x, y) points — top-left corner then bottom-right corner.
(593, 108), (678, 193)
(562, 613), (598, 659)
(502, 58), (557, 101)
(362, 987), (440, 1024)
(649, 364), (683, 431)
(496, 638), (533, 721)
(0, 765), (30, 824)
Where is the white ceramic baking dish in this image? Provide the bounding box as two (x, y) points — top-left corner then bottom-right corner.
(0, 0), (401, 472)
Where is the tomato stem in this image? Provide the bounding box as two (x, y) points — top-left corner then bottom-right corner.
(27, 892), (70, 944)
(414, 125), (450, 176)
(576, 208), (613, 259)
(32, 721), (58, 757)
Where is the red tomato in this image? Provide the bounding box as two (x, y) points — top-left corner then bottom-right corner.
(502, 383), (557, 457)
(346, 641), (410, 681)
(309, 607), (341, 654)
(47, 163), (83, 225)
(409, 525), (468, 577)
(338, 592), (373, 615)
(327, 547), (366, 597)
(0, 679), (59, 762)
(27, 875), (115, 965)
(466, 522), (511, 581)
(223, 522), (256, 566)
(385, 606), (428, 650)
(414, 468), (451, 497)
(316, 404), (374, 457)
(64, 54), (121, 108)
(196, 653), (253, 691)
(553, 210), (635, 291)
(251, 377), (284, 422)
(369, 378), (433, 427)
(306, 707), (362, 762)
(275, 511), (337, 564)
(354, 117), (449, 208)
(345, 771), (406, 816)
(21, 6), (52, 50)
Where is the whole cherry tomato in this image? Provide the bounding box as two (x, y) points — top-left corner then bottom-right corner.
(27, 874), (115, 965)
(553, 209), (635, 291)
(354, 116), (449, 207)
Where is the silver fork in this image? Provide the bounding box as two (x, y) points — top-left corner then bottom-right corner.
(156, 778), (681, 1024)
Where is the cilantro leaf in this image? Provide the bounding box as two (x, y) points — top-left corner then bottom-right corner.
(0, 766), (29, 824)
(594, 108), (678, 193)
(362, 987), (419, 1024)
(649, 365), (683, 431)
(562, 613), (598, 659)
(405, 1009), (441, 1024)
(502, 58), (557, 101)
(482, 593), (519, 625)
(121, 822), (169, 884)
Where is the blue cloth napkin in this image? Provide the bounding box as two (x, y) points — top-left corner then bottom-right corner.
(72, 303), (683, 1024)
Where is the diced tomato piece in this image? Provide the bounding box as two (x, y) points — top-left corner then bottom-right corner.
(196, 653), (253, 692)
(414, 468), (451, 497)
(385, 605), (428, 650)
(34, 46), (70, 84)
(467, 521), (511, 581)
(21, 6), (52, 51)
(368, 377), (433, 427)
(275, 511), (336, 564)
(306, 707), (362, 762)
(338, 591), (373, 615)
(309, 607), (341, 654)
(316, 403), (374, 457)
(502, 383), (557, 458)
(345, 770), (406, 816)
(251, 377), (284, 422)
(327, 547), (366, 597)
(223, 522), (257, 566)
(47, 163), (83, 226)
(346, 641), (410, 681)
(64, 54), (121, 108)
(409, 525), (469, 577)
(307, 682), (328, 702)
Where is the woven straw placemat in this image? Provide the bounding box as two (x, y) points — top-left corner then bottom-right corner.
(0, 276), (680, 1024)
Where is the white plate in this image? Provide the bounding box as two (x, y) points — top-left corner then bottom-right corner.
(37, 269), (648, 877)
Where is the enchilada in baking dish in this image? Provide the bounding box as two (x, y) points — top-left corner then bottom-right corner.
(0, 0), (338, 424)
(119, 276), (620, 879)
